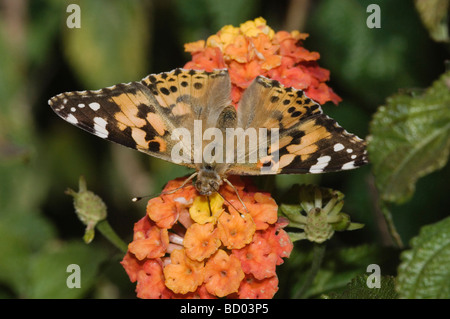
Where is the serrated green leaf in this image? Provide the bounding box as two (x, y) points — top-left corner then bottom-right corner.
(368, 71), (450, 203)
(63, 0), (150, 87)
(27, 241), (108, 298)
(396, 216), (450, 299)
(325, 274), (398, 299)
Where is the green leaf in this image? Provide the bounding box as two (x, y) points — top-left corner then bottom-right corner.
(27, 241), (108, 298)
(277, 243), (397, 298)
(62, 0), (150, 87)
(324, 274), (398, 299)
(308, 0), (435, 106)
(204, 0), (257, 31)
(368, 71), (450, 203)
(396, 216), (450, 298)
(415, 0), (449, 43)
(0, 212), (56, 296)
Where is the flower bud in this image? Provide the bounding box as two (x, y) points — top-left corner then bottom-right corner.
(280, 185), (364, 243)
(65, 176), (107, 243)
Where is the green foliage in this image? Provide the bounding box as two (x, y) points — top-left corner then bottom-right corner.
(325, 274), (398, 299)
(368, 71), (450, 204)
(27, 241), (108, 298)
(308, 0), (436, 106)
(397, 217), (450, 298)
(63, 0), (150, 87)
(278, 243), (398, 298)
(415, 0), (450, 43)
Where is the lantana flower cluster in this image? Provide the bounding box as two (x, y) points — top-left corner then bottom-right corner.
(121, 177), (293, 299)
(184, 17), (341, 106)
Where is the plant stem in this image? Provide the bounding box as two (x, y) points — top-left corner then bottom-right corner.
(294, 243), (326, 298)
(381, 204), (404, 248)
(96, 220), (128, 253)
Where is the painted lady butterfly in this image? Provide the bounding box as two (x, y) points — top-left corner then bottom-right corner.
(49, 68), (368, 196)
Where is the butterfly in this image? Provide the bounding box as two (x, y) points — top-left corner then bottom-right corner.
(49, 68), (368, 197)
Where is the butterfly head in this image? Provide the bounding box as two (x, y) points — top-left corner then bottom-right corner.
(195, 166), (223, 196)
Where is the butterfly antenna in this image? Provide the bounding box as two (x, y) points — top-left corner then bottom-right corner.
(214, 188), (243, 215)
(223, 178), (249, 213)
(131, 172), (198, 202)
(131, 193), (159, 202)
(210, 180), (248, 214)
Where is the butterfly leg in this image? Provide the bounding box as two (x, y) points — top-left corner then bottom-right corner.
(223, 178), (249, 213)
(161, 171), (198, 195)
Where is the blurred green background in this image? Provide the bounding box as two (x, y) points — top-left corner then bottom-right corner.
(0, 0), (448, 298)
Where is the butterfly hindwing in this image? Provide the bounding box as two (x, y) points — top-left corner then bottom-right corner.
(274, 114), (368, 174)
(227, 75), (368, 175)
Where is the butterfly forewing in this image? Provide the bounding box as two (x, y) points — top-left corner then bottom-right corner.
(49, 68), (232, 168)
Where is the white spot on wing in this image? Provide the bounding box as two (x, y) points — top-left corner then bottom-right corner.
(333, 143), (345, 152)
(66, 114), (78, 124)
(78, 103), (85, 108)
(89, 102), (101, 111)
(309, 155), (331, 173)
(341, 161), (355, 170)
(93, 117), (109, 138)
(346, 148), (353, 153)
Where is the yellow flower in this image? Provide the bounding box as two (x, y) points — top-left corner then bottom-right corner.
(189, 192), (224, 224)
(239, 17), (274, 39)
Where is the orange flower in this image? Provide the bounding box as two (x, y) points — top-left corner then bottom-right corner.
(184, 47), (226, 72)
(128, 217), (169, 260)
(184, 40), (205, 53)
(184, 223), (221, 261)
(163, 248), (205, 294)
(184, 17), (341, 106)
(121, 252), (143, 283)
(222, 185), (278, 231)
(217, 209), (255, 250)
(135, 259), (173, 299)
(204, 249), (245, 297)
(232, 230), (278, 280)
(238, 274), (279, 299)
(260, 218), (294, 265)
(228, 59), (262, 90)
(146, 197), (178, 229)
(172, 284), (217, 299)
(224, 35), (249, 63)
(121, 175), (293, 299)
(244, 192), (278, 230)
